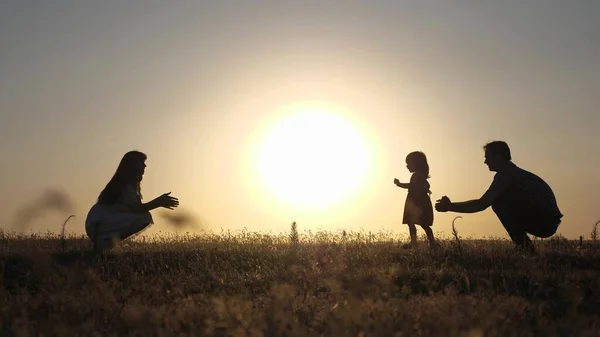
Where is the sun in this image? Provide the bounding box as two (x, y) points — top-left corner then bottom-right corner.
(255, 102), (371, 210)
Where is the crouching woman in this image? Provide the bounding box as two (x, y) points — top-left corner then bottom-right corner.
(85, 151), (179, 250)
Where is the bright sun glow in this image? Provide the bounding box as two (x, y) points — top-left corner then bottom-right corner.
(255, 102), (371, 210)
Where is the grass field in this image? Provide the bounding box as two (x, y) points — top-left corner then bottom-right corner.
(1, 227), (600, 337)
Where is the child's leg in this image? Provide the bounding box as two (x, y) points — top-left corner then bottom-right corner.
(421, 225), (438, 247)
(407, 223), (418, 246)
(421, 225), (435, 242)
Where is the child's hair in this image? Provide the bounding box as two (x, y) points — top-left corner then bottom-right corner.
(406, 151), (430, 178)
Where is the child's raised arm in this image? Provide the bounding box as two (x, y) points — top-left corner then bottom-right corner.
(393, 178), (411, 189)
(394, 174), (430, 192)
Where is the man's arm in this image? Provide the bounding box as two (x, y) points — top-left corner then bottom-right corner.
(437, 172), (508, 213)
(436, 191), (497, 213)
(448, 198), (491, 213)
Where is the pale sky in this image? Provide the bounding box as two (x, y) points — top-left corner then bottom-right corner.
(1, 1), (598, 239)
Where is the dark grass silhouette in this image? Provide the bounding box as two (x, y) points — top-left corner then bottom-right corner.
(2, 225), (600, 336)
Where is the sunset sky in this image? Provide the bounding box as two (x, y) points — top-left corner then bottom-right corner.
(1, 1), (598, 239)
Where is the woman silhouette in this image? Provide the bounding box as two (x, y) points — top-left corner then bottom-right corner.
(85, 151), (179, 250)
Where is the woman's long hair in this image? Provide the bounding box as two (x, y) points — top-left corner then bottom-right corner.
(98, 151), (147, 205)
(406, 151), (430, 178)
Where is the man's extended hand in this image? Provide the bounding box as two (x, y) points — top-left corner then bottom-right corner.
(435, 196), (452, 212)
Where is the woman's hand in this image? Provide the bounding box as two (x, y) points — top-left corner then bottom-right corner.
(156, 192), (179, 210)
(393, 178), (400, 186)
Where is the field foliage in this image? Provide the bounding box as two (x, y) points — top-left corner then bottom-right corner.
(1, 227), (600, 336)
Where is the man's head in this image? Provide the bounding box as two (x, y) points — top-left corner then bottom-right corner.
(483, 141), (511, 172)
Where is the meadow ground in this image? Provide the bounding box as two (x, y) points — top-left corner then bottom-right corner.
(1, 228), (600, 337)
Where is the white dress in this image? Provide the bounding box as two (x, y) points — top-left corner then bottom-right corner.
(85, 185), (154, 248)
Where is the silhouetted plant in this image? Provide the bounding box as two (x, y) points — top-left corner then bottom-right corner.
(591, 220), (599, 242)
(452, 216), (463, 256)
(290, 221), (298, 245)
(60, 215), (75, 252)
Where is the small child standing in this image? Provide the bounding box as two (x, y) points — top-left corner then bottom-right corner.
(394, 151), (438, 249)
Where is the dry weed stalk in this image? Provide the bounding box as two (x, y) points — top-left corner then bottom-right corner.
(591, 220), (599, 242)
(452, 216), (463, 256)
(60, 215), (75, 252)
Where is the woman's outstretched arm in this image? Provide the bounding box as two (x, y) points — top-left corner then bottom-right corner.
(126, 198), (163, 213)
(124, 192), (179, 213)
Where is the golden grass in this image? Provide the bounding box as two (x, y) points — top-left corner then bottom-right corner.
(1, 228), (600, 336)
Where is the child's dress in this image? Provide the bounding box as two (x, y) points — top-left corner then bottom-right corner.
(402, 172), (434, 226)
(85, 185), (154, 248)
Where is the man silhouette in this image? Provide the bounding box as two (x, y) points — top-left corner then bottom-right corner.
(435, 141), (562, 250)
